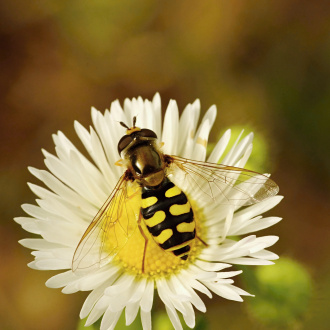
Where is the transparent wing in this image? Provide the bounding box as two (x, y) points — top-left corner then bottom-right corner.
(167, 155), (279, 207)
(72, 174), (141, 274)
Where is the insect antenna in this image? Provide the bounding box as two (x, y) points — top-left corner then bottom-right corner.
(120, 116), (138, 130)
(119, 121), (129, 129)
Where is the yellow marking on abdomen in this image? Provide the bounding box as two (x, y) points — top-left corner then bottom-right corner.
(166, 240), (191, 252)
(144, 211), (166, 227)
(169, 202), (191, 216)
(141, 196), (158, 208)
(155, 229), (173, 244)
(176, 221), (195, 233)
(165, 186), (182, 198)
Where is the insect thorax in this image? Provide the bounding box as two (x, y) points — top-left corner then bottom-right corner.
(123, 139), (165, 187)
(140, 178), (196, 260)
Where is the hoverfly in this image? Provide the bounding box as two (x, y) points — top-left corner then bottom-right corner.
(72, 117), (279, 273)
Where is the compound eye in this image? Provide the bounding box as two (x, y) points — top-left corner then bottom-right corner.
(139, 129), (157, 139)
(132, 161), (142, 175)
(118, 135), (133, 155)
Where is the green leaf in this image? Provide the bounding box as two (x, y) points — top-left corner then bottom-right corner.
(244, 257), (313, 327)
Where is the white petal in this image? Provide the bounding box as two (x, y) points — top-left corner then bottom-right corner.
(192, 119), (211, 161)
(250, 249), (279, 260)
(234, 196), (284, 222)
(110, 99), (126, 123)
(216, 270), (242, 279)
(77, 267), (120, 291)
(125, 301), (140, 325)
(104, 274), (135, 295)
(203, 282), (243, 301)
(80, 279), (118, 319)
(207, 129), (231, 163)
(172, 274), (206, 312)
(230, 285), (253, 297)
(195, 260), (231, 272)
(179, 99), (201, 158)
(182, 302), (195, 328)
(46, 270), (76, 288)
(15, 217), (40, 234)
(42, 150), (98, 205)
(202, 104), (217, 126)
(222, 131), (253, 166)
(140, 280), (154, 312)
(138, 100), (153, 131)
(177, 103), (195, 156)
(36, 219), (81, 247)
(28, 167), (97, 217)
(85, 297), (108, 326)
(220, 206), (234, 242)
(233, 216), (282, 235)
(19, 238), (62, 250)
(162, 100), (179, 154)
(100, 308), (122, 330)
(74, 122), (116, 186)
(152, 93), (162, 137)
(226, 257), (275, 265)
(128, 277), (147, 303)
(29, 185), (88, 226)
(69, 150), (108, 204)
(140, 310), (152, 330)
(29, 259), (70, 270)
(254, 235), (279, 248)
(234, 143), (252, 168)
(157, 278), (187, 316)
(165, 305), (183, 330)
(123, 98), (135, 124)
(91, 107), (123, 179)
(179, 270), (212, 298)
(53, 131), (107, 189)
(194, 104), (216, 140)
(22, 203), (50, 221)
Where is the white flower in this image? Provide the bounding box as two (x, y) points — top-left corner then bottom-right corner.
(16, 93), (282, 330)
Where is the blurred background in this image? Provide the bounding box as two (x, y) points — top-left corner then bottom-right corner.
(1, 0), (329, 329)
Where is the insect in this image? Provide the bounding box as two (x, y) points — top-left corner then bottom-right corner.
(72, 117), (279, 273)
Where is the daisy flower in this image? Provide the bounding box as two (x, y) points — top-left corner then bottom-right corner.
(16, 93), (282, 330)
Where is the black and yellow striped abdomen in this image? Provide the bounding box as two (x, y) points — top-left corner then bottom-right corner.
(141, 178), (195, 260)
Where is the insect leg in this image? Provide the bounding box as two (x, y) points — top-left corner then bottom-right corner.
(137, 212), (148, 273)
(114, 159), (124, 167)
(196, 235), (208, 247)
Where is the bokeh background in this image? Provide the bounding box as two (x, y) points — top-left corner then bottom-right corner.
(1, 1), (329, 329)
